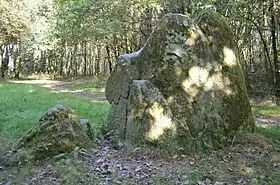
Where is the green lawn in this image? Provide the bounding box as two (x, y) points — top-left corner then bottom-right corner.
(62, 82), (105, 93)
(61, 78), (106, 93)
(252, 105), (280, 143)
(252, 105), (280, 116)
(0, 81), (109, 149)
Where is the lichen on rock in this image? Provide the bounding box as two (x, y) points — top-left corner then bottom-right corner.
(105, 12), (254, 152)
(4, 105), (91, 165)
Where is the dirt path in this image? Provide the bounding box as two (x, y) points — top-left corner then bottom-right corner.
(9, 79), (107, 101)
(254, 115), (280, 126)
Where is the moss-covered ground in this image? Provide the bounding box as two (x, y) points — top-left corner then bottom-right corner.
(0, 79), (280, 184)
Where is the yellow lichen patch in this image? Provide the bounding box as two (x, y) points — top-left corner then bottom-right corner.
(189, 66), (210, 85)
(185, 27), (199, 46)
(174, 60), (183, 76)
(238, 163), (254, 176)
(205, 72), (232, 95)
(182, 66), (233, 99)
(166, 96), (174, 104)
(146, 102), (175, 140)
(182, 66), (209, 100)
(182, 78), (198, 100)
(223, 47), (237, 67)
(174, 66), (183, 76)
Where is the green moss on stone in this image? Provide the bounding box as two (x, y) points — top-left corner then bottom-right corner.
(4, 105), (91, 166)
(105, 12), (254, 153)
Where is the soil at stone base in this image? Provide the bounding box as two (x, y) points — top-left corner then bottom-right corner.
(0, 80), (279, 185)
(1, 134), (279, 185)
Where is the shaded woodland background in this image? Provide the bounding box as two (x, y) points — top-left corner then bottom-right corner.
(1, 0), (280, 97)
(1, 2), (280, 183)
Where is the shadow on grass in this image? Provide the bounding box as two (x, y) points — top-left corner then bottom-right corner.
(255, 126), (280, 143)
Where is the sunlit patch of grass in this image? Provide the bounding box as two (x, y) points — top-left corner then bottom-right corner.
(0, 81), (109, 147)
(252, 106), (280, 116)
(62, 81), (105, 93)
(251, 105), (280, 143)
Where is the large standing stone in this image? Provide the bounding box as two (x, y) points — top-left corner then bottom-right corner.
(4, 105), (91, 165)
(106, 12), (254, 152)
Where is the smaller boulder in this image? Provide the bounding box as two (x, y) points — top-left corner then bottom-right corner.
(4, 105), (91, 165)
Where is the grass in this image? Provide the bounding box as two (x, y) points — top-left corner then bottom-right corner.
(0, 81), (109, 150)
(60, 76), (107, 93)
(187, 171), (203, 182)
(252, 105), (280, 116)
(62, 82), (105, 93)
(251, 105), (280, 143)
(255, 125), (280, 143)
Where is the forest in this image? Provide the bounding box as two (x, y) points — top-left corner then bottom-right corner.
(0, 0), (280, 184)
(0, 0), (279, 97)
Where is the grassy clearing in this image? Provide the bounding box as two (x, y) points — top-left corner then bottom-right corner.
(0, 81), (109, 150)
(60, 77), (106, 93)
(251, 105), (280, 143)
(252, 105), (280, 116)
(62, 82), (105, 93)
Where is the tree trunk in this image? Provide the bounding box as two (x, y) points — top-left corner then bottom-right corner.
(0, 45), (4, 78)
(249, 18), (273, 83)
(83, 41), (87, 76)
(95, 46), (100, 75)
(270, 0), (280, 102)
(262, 2), (274, 84)
(66, 49), (73, 76)
(40, 50), (46, 73)
(13, 44), (21, 79)
(59, 51), (64, 77)
(106, 45), (113, 73)
(14, 55), (21, 79)
(74, 44), (78, 76)
(1, 45), (9, 79)
(59, 43), (66, 76)
(88, 42), (93, 75)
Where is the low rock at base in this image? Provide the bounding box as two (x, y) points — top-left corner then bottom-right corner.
(4, 105), (91, 165)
